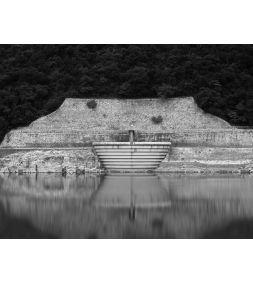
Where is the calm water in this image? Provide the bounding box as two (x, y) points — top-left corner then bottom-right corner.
(1, 173), (253, 238)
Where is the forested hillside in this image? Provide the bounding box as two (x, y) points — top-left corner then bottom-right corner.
(1, 44), (253, 142)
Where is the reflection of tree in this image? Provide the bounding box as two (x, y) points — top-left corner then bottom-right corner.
(204, 219), (253, 239)
(0, 199), (57, 239)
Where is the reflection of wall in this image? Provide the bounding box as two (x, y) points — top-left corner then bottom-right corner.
(1, 185), (253, 238)
(0, 149), (97, 173)
(165, 175), (253, 201)
(94, 174), (170, 206)
(0, 174), (102, 198)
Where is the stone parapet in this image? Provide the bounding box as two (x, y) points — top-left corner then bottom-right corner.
(2, 129), (253, 148)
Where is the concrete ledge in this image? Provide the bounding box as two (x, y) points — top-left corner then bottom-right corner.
(2, 130), (253, 148)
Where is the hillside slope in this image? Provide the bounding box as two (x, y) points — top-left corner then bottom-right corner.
(1, 44), (253, 143)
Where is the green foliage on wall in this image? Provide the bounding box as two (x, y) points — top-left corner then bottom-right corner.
(1, 44), (253, 142)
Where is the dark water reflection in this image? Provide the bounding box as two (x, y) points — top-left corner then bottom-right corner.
(1, 173), (253, 238)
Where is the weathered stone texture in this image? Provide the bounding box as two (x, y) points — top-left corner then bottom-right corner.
(3, 129), (253, 148)
(1, 97), (233, 148)
(28, 97), (231, 131)
(167, 147), (253, 164)
(2, 97), (253, 168)
(0, 149), (98, 173)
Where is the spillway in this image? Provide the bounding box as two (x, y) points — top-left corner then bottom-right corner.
(93, 142), (171, 170)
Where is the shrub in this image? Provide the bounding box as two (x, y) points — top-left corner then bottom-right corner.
(157, 84), (177, 99)
(151, 115), (163, 124)
(86, 99), (97, 109)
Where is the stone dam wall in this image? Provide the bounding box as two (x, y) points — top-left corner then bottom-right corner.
(1, 97), (234, 148)
(1, 96), (253, 167)
(18, 97), (232, 132)
(2, 129), (253, 148)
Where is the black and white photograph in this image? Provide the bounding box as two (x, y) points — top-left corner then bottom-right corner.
(1, 1), (253, 282)
(2, 43), (253, 239)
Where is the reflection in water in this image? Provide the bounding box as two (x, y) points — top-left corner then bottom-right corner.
(1, 173), (253, 238)
(0, 199), (56, 239)
(92, 174), (171, 207)
(0, 174), (102, 199)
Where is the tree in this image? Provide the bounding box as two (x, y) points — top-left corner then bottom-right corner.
(157, 84), (177, 99)
(1, 44), (253, 143)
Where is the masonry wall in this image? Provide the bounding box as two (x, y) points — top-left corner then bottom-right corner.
(1, 96), (253, 153)
(167, 147), (253, 164)
(1, 97), (234, 148)
(27, 97), (231, 132)
(2, 130), (253, 148)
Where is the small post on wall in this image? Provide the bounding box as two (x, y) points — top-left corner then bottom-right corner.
(129, 124), (135, 145)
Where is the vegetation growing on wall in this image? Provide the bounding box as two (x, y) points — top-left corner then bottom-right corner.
(1, 44), (253, 142)
(151, 115), (163, 124)
(86, 99), (97, 109)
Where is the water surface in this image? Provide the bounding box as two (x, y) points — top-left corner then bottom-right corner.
(1, 173), (253, 238)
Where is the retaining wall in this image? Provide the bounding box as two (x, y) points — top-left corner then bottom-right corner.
(2, 130), (253, 148)
(1, 97), (253, 165)
(1, 97), (233, 148)
(27, 97), (231, 132)
(167, 147), (253, 164)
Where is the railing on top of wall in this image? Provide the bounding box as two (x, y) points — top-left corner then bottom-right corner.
(234, 126), (253, 130)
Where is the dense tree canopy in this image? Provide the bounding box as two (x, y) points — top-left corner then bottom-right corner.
(1, 44), (253, 142)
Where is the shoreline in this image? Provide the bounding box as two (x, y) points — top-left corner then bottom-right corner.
(0, 167), (252, 175)
(1, 148), (253, 175)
